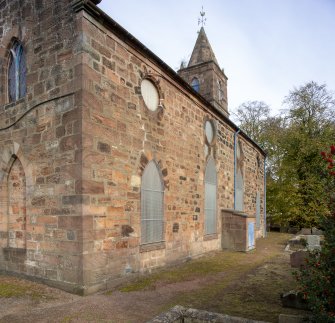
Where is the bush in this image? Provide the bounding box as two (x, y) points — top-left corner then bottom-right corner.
(294, 145), (335, 322)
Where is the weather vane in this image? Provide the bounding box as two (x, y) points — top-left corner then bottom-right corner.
(198, 6), (206, 27)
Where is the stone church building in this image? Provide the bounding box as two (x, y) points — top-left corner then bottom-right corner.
(0, 0), (266, 294)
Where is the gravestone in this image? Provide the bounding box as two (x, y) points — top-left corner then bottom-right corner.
(306, 235), (320, 251)
(311, 227), (323, 235)
(281, 291), (309, 310)
(299, 228), (312, 235)
(290, 250), (308, 268)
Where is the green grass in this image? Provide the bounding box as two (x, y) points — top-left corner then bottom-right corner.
(117, 251), (245, 292)
(111, 233), (310, 322)
(0, 282), (40, 298)
(117, 249), (264, 293)
(0, 277), (52, 299)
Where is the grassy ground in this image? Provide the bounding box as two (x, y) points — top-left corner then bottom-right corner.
(0, 232), (310, 322)
(0, 276), (51, 299)
(114, 232), (309, 322)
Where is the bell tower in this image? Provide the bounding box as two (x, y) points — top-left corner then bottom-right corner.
(178, 12), (228, 116)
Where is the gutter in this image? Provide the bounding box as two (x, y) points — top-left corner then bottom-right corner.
(264, 157), (267, 237)
(234, 129), (241, 210)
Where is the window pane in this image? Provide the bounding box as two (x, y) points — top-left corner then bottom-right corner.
(236, 169), (244, 211)
(141, 161), (164, 244)
(141, 79), (159, 111)
(204, 158), (217, 235)
(191, 78), (200, 92)
(8, 42), (26, 102)
(8, 53), (16, 102)
(256, 191), (260, 228)
(18, 45), (26, 99)
(205, 121), (214, 145)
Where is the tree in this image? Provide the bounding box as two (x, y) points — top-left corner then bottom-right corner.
(234, 100), (270, 144)
(270, 82), (335, 227)
(234, 101), (286, 222)
(234, 83), (335, 228)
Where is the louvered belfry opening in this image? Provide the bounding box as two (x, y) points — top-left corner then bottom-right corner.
(191, 77), (200, 93)
(8, 41), (26, 102)
(204, 157), (217, 235)
(141, 161), (164, 244)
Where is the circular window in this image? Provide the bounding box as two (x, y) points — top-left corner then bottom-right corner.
(205, 120), (215, 145)
(141, 79), (159, 111)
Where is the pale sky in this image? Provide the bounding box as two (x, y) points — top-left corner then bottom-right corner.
(98, 0), (335, 117)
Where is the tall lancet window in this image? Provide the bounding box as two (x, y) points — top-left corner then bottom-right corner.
(235, 141), (244, 211)
(141, 161), (164, 244)
(204, 157), (217, 235)
(8, 41), (26, 102)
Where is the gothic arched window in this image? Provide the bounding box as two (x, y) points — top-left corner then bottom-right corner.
(191, 77), (200, 93)
(204, 157), (217, 235)
(235, 141), (244, 211)
(8, 41), (26, 102)
(8, 157), (27, 249)
(141, 161), (164, 244)
(256, 191), (261, 228)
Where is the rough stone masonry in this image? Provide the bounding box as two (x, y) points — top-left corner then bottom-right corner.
(0, 0), (266, 294)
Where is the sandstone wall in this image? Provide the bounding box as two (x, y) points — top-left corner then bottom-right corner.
(0, 1), (265, 294)
(0, 0), (85, 292)
(78, 11), (265, 293)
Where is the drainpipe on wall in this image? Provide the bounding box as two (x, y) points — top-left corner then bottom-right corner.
(264, 157), (267, 237)
(233, 129), (241, 210)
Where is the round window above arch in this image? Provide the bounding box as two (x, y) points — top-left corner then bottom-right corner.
(205, 120), (216, 146)
(141, 78), (160, 111)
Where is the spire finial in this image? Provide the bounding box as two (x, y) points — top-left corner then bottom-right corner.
(198, 6), (206, 28)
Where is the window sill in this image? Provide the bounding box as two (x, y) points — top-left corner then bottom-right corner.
(3, 97), (25, 110)
(203, 233), (218, 241)
(140, 241), (165, 253)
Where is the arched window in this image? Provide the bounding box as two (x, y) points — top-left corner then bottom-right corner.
(191, 77), (200, 93)
(141, 161), (164, 244)
(8, 41), (26, 102)
(256, 191), (261, 228)
(8, 158), (26, 249)
(235, 141), (244, 211)
(204, 158), (217, 235)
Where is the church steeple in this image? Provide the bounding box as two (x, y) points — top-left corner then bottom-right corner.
(178, 24), (229, 116)
(188, 27), (219, 67)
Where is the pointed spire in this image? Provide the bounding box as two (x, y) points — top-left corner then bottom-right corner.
(188, 27), (219, 67)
